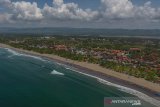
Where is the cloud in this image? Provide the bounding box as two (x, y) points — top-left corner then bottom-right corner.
(0, 0), (98, 22)
(101, 0), (134, 19)
(0, 0), (43, 21)
(43, 0), (99, 21)
(135, 1), (157, 19)
(11, 1), (43, 21)
(0, 13), (12, 23)
(0, 0), (160, 28)
(0, 0), (11, 6)
(101, 0), (160, 21)
(53, 0), (64, 6)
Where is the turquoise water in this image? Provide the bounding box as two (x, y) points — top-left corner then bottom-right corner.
(0, 48), (157, 107)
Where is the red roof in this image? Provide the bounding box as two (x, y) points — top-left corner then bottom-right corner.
(54, 45), (67, 50)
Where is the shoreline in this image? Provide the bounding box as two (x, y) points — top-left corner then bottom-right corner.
(0, 43), (160, 101)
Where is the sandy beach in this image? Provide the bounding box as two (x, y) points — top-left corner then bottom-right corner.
(0, 43), (160, 98)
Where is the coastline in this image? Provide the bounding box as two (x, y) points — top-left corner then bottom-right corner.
(0, 43), (160, 101)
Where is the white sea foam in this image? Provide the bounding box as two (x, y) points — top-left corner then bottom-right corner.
(63, 66), (160, 107)
(5, 48), (48, 62)
(4, 48), (160, 106)
(98, 79), (160, 107)
(51, 70), (64, 76)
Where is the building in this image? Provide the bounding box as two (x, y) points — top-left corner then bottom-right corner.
(54, 45), (68, 51)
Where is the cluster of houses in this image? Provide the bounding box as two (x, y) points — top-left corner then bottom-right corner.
(51, 44), (137, 62)
(49, 45), (160, 71)
(9, 38), (160, 71)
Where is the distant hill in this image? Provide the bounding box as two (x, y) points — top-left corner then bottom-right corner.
(0, 27), (160, 38)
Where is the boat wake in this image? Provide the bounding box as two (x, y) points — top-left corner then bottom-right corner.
(50, 70), (64, 76)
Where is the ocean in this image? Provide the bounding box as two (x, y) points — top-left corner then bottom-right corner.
(0, 48), (157, 107)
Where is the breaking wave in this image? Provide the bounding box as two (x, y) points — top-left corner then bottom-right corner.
(4, 48), (160, 106)
(5, 48), (47, 62)
(50, 70), (64, 76)
(63, 66), (160, 107)
(98, 79), (160, 107)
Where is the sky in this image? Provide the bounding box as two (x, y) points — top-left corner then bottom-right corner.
(0, 0), (160, 29)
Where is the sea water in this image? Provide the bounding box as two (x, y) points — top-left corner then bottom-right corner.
(0, 48), (158, 107)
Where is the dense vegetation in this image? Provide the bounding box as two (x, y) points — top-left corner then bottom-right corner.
(0, 36), (160, 83)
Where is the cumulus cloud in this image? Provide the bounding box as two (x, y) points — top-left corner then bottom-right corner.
(53, 0), (64, 6)
(0, 0), (43, 21)
(0, 0), (160, 27)
(135, 1), (157, 19)
(101, 0), (134, 19)
(43, 0), (99, 21)
(11, 1), (43, 21)
(101, 0), (160, 21)
(0, 13), (12, 23)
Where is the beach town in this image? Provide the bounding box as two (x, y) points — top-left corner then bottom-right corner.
(1, 36), (160, 86)
(1, 0), (160, 107)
